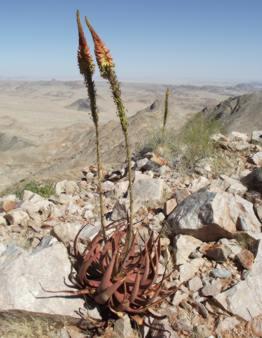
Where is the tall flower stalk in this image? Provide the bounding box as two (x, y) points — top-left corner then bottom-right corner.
(76, 10), (106, 241)
(85, 18), (134, 249)
(163, 88), (170, 135)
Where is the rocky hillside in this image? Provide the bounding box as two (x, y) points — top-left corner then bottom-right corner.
(202, 91), (262, 133)
(0, 130), (262, 337)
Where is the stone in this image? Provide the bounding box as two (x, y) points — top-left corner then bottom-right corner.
(229, 131), (249, 142)
(174, 189), (190, 204)
(111, 200), (127, 221)
(0, 242), (84, 317)
(150, 212), (165, 232)
(5, 209), (29, 226)
(218, 238), (242, 259)
(132, 174), (165, 212)
(21, 199), (55, 226)
(241, 168), (262, 193)
(172, 290), (189, 306)
(53, 222), (83, 246)
(211, 133), (228, 143)
(236, 249), (254, 270)
(211, 268), (231, 279)
(173, 235), (202, 265)
(250, 315), (262, 337)
(252, 130), (262, 144)
(216, 316), (240, 334)
(220, 175), (247, 195)
(0, 310), (80, 338)
(115, 180), (129, 198)
(55, 180), (79, 195)
(167, 189), (261, 242)
(1, 200), (16, 213)
(215, 236), (262, 320)
(102, 180), (115, 193)
(136, 158), (149, 170)
(205, 244), (231, 262)
(164, 198), (177, 216)
(0, 215), (7, 226)
(251, 151), (262, 166)
(112, 315), (138, 338)
(255, 203), (262, 223)
(201, 279), (222, 297)
(188, 276), (203, 292)
(194, 158), (212, 176)
(178, 258), (205, 283)
(189, 176), (209, 193)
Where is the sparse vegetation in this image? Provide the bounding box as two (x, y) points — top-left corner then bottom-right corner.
(143, 113), (223, 171)
(15, 181), (55, 199)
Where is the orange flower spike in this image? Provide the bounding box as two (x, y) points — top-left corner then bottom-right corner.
(85, 17), (114, 77)
(76, 10), (95, 76)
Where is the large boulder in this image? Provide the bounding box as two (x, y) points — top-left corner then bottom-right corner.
(0, 240), (84, 317)
(167, 189), (261, 241)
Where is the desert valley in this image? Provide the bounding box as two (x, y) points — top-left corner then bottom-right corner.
(1, 79), (261, 193)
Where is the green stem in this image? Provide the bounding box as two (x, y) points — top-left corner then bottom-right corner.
(84, 74), (106, 241)
(107, 70), (133, 249)
(95, 121), (106, 240)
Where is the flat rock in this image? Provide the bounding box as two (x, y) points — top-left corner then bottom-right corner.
(188, 276), (203, 292)
(220, 175), (247, 195)
(173, 234), (202, 265)
(189, 176), (209, 193)
(201, 279), (222, 297)
(178, 258), (205, 283)
(55, 180), (79, 196)
(5, 209), (30, 227)
(215, 235), (262, 321)
(216, 316), (240, 334)
(167, 189), (261, 241)
(0, 242), (84, 317)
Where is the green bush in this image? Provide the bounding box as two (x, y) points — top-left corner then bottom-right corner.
(141, 113), (222, 171)
(177, 113), (221, 166)
(15, 181), (55, 199)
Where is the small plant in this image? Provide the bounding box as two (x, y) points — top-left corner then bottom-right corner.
(45, 222), (176, 328)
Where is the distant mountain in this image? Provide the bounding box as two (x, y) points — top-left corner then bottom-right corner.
(228, 82), (262, 92)
(66, 98), (91, 111)
(202, 91), (262, 133)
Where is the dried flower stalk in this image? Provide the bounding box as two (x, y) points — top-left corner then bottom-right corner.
(76, 10), (106, 241)
(163, 88), (170, 134)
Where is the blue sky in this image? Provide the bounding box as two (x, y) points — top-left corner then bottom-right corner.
(0, 0), (261, 84)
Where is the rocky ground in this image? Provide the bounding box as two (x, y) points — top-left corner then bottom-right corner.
(0, 130), (262, 337)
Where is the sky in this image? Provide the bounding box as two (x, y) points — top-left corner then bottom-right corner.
(0, 0), (261, 84)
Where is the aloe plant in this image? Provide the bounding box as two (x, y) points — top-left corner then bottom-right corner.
(76, 10), (106, 241)
(85, 18), (134, 249)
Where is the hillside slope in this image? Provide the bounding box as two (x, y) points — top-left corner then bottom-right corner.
(202, 91), (262, 133)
